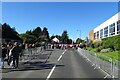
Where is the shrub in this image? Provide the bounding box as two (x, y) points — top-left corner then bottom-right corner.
(96, 46), (104, 52)
(96, 48), (101, 52)
(94, 41), (102, 48)
(90, 43), (94, 48)
(102, 35), (119, 51)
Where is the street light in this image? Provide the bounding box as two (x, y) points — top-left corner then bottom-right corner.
(77, 29), (81, 39)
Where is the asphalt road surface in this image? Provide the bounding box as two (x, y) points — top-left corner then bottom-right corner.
(2, 48), (108, 80)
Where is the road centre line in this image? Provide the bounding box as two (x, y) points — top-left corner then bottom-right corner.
(46, 65), (56, 80)
(57, 55), (62, 61)
(46, 50), (67, 80)
(62, 50), (66, 55)
(58, 50), (66, 61)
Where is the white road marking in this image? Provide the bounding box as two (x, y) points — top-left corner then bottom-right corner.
(62, 50), (66, 55)
(46, 50), (67, 80)
(58, 50), (66, 61)
(46, 65), (56, 80)
(104, 74), (109, 79)
(57, 55), (62, 61)
(78, 49), (111, 79)
(100, 68), (111, 78)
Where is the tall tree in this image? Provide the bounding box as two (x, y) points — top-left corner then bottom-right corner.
(32, 27), (42, 37)
(2, 23), (22, 41)
(42, 27), (49, 41)
(61, 30), (69, 44)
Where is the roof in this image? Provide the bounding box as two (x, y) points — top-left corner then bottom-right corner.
(52, 37), (59, 43)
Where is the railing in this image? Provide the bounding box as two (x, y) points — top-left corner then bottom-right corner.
(20, 46), (49, 62)
(78, 48), (119, 78)
(113, 60), (120, 78)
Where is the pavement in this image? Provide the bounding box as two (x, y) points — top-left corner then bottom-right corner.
(1, 48), (111, 80)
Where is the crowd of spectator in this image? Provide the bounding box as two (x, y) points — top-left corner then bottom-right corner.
(1, 42), (41, 69)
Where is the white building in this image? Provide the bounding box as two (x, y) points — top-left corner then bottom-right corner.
(89, 12), (120, 42)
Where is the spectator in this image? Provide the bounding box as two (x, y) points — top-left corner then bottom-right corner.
(7, 42), (14, 66)
(2, 43), (8, 68)
(25, 44), (29, 49)
(22, 43), (25, 49)
(11, 42), (22, 68)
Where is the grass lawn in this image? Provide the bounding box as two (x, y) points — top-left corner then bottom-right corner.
(87, 47), (119, 62)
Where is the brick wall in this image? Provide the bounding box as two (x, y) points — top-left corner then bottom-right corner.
(89, 30), (94, 41)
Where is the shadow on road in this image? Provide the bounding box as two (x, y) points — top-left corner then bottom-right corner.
(45, 49), (54, 51)
(2, 61), (64, 73)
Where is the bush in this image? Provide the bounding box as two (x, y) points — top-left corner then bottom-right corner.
(96, 48), (101, 52)
(96, 46), (104, 52)
(102, 35), (119, 51)
(90, 43), (94, 48)
(94, 41), (102, 48)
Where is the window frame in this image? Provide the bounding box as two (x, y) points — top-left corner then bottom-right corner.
(104, 26), (108, 37)
(100, 29), (103, 38)
(109, 23), (115, 36)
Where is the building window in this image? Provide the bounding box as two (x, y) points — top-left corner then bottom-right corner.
(104, 26), (108, 37)
(97, 31), (99, 39)
(109, 23), (115, 36)
(100, 29), (103, 38)
(117, 20), (120, 34)
(94, 33), (96, 40)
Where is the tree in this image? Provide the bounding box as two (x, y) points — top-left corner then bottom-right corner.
(32, 27), (42, 37)
(19, 33), (26, 43)
(50, 35), (55, 40)
(2, 23), (22, 41)
(25, 35), (37, 43)
(76, 38), (83, 44)
(61, 30), (69, 44)
(42, 27), (49, 41)
(67, 39), (72, 44)
(26, 30), (32, 35)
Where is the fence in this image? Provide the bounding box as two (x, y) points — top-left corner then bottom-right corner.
(113, 60), (120, 78)
(20, 45), (55, 62)
(78, 48), (119, 78)
(20, 46), (44, 62)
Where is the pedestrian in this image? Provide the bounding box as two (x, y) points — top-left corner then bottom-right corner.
(11, 42), (22, 68)
(2, 43), (8, 68)
(7, 42), (14, 67)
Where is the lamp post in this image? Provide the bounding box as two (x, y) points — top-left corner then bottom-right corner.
(77, 29), (81, 39)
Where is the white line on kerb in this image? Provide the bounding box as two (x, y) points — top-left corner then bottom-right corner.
(46, 50), (66, 80)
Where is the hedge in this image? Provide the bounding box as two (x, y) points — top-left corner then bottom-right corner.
(102, 35), (120, 51)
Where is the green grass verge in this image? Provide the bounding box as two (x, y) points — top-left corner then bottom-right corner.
(87, 47), (119, 62)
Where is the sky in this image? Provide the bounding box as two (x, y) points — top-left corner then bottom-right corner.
(2, 2), (118, 41)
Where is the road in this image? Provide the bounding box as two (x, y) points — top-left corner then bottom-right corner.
(2, 48), (107, 80)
